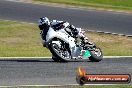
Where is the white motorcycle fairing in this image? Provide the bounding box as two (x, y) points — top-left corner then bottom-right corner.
(46, 27), (81, 57)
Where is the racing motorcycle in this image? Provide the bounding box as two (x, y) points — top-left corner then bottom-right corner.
(44, 22), (103, 62)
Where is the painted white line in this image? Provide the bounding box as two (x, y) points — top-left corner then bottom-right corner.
(0, 57), (51, 59)
(0, 84), (122, 87)
(103, 56), (132, 58)
(0, 56), (131, 59)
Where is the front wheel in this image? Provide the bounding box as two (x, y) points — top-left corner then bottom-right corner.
(89, 47), (103, 62)
(49, 40), (72, 62)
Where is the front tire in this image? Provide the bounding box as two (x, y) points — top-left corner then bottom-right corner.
(89, 47), (103, 62)
(49, 40), (72, 62)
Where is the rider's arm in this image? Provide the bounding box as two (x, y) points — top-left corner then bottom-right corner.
(51, 20), (66, 30)
(68, 25), (86, 39)
(67, 25), (79, 38)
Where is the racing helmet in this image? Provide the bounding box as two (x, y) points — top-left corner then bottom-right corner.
(38, 17), (50, 30)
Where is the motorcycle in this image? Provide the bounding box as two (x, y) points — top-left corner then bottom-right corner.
(44, 22), (103, 62)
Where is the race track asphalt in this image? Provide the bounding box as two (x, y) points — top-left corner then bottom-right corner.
(0, 0), (132, 86)
(0, 0), (132, 35)
(0, 57), (131, 86)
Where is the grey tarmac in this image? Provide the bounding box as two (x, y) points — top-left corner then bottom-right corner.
(0, 57), (131, 86)
(0, 0), (132, 35)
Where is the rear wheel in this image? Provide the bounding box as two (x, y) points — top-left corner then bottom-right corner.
(49, 40), (72, 62)
(89, 47), (103, 62)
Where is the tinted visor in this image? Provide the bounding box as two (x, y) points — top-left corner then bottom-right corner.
(42, 23), (49, 30)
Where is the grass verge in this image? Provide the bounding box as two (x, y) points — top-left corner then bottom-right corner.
(33, 0), (132, 11)
(0, 20), (50, 57)
(0, 20), (132, 57)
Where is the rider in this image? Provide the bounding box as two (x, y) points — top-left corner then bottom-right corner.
(38, 17), (89, 47)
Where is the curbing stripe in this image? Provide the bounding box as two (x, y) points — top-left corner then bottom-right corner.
(87, 30), (132, 37)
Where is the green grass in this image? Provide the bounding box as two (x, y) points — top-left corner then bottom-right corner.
(86, 32), (132, 56)
(0, 20), (132, 57)
(33, 0), (132, 11)
(0, 20), (51, 57)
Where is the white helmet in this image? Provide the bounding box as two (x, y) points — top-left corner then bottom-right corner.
(38, 17), (50, 30)
(38, 17), (50, 26)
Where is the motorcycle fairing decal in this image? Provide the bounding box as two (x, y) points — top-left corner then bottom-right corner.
(83, 50), (91, 57)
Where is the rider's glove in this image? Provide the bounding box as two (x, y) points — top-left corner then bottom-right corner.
(72, 28), (79, 38)
(69, 25), (79, 38)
